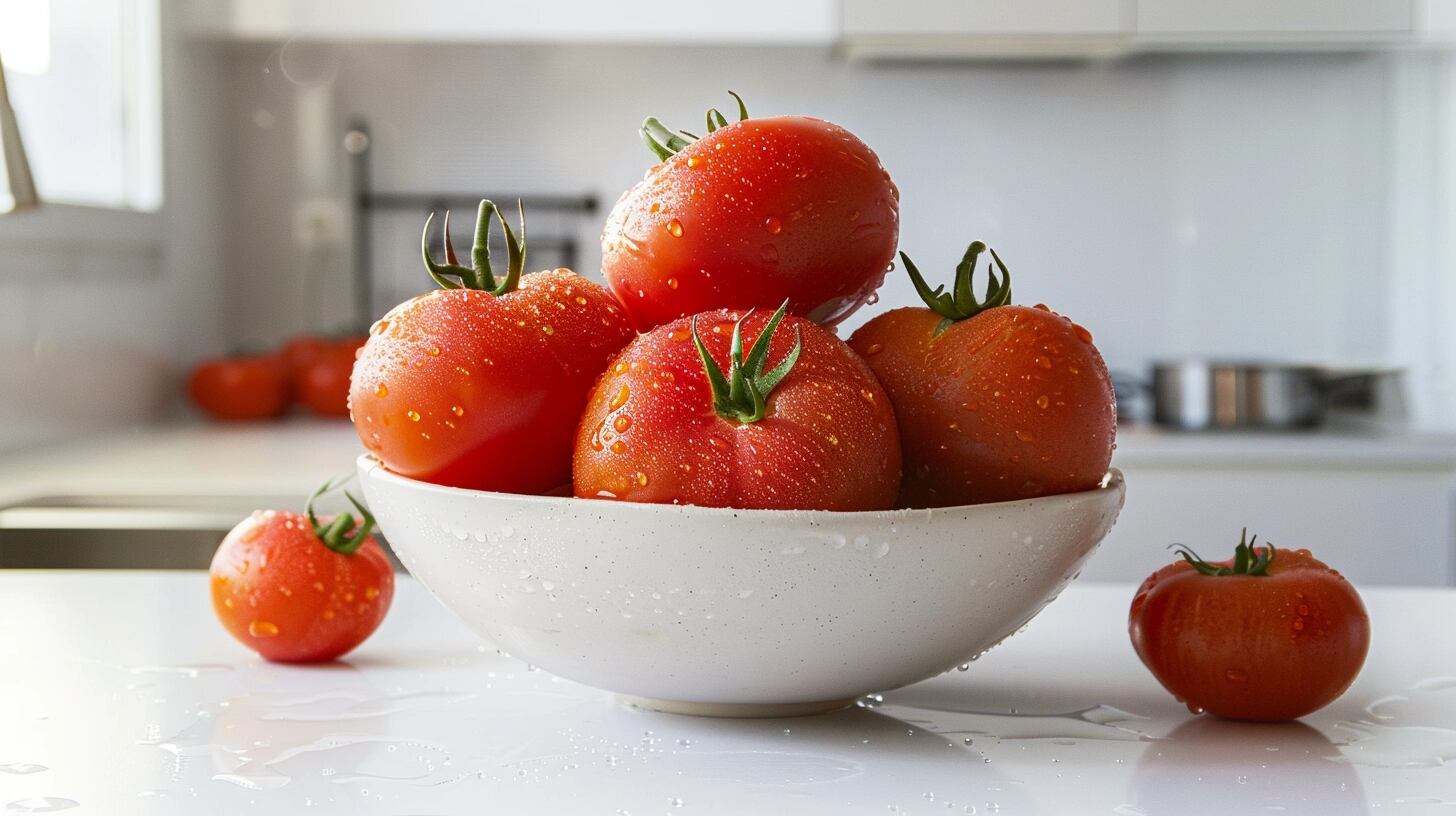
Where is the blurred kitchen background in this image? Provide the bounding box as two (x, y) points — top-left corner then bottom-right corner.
(1, 0), (1454, 583)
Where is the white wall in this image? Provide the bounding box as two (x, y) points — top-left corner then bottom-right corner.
(218, 43), (1455, 430)
(0, 7), (228, 455)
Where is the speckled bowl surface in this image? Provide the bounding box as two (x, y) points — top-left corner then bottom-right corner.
(358, 455), (1125, 716)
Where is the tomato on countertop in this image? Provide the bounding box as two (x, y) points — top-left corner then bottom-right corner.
(573, 302), (902, 511)
(210, 481), (395, 663)
(849, 242), (1116, 507)
(349, 201), (635, 493)
(187, 354), (290, 422)
(1129, 531), (1371, 721)
(602, 93), (899, 332)
(293, 336), (366, 418)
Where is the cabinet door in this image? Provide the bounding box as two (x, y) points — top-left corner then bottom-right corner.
(842, 0), (1130, 35)
(1137, 0), (1412, 35)
(1084, 467), (1453, 586)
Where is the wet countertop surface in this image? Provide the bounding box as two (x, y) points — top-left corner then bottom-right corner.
(3, 572), (1454, 815)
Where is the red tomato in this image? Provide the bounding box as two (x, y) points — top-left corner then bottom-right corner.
(1129, 532), (1370, 721)
(210, 484), (394, 663)
(350, 201), (635, 493)
(602, 95), (899, 332)
(280, 334), (330, 377)
(187, 354), (289, 421)
(573, 303), (901, 510)
(848, 242), (1116, 506)
(296, 338), (365, 418)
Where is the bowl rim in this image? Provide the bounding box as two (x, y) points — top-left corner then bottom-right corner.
(357, 454), (1124, 521)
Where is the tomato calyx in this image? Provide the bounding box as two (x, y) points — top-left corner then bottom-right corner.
(691, 301), (802, 424)
(421, 199), (525, 295)
(641, 91), (750, 161)
(902, 241), (1012, 332)
(1172, 528), (1276, 577)
(304, 477), (377, 556)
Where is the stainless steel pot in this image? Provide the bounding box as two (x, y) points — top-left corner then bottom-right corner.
(1152, 362), (1325, 430)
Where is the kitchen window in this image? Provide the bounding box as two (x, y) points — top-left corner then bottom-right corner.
(0, 0), (162, 211)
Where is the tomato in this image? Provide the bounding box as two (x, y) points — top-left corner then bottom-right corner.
(211, 482), (395, 663)
(280, 334), (330, 377)
(187, 354), (289, 421)
(602, 94), (899, 332)
(296, 338), (365, 418)
(848, 242), (1115, 506)
(573, 302), (901, 510)
(350, 201), (635, 493)
(1129, 532), (1370, 721)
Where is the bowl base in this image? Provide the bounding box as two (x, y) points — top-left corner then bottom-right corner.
(618, 695), (856, 718)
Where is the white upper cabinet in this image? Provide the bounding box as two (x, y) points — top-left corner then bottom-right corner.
(184, 0), (837, 43)
(840, 0), (1133, 59)
(1137, 0), (1413, 44)
(187, 0), (1453, 52)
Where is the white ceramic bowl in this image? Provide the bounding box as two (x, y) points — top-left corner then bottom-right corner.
(358, 455), (1125, 717)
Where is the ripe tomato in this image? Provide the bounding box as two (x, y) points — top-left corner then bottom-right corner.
(848, 242), (1115, 506)
(211, 483), (395, 663)
(296, 338), (365, 418)
(602, 94), (899, 332)
(350, 201), (635, 493)
(187, 354), (289, 421)
(573, 302), (901, 510)
(1129, 532), (1370, 721)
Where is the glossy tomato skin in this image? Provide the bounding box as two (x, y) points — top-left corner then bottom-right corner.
(210, 510), (395, 663)
(1129, 549), (1370, 721)
(296, 338), (365, 418)
(602, 116), (900, 332)
(848, 304), (1115, 507)
(188, 355), (290, 421)
(573, 308), (901, 510)
(350, 269), (634, 493)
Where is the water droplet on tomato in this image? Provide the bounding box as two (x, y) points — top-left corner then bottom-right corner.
(610, 440), (627, 454)
(407, 410), (421, 422)
(542, 325), (555, 336)
(649, 201), (661, 214)
(249, 620), (279, 638)
(1293, 619), (1305, 631)
(1073, 324), (1093, 343)
(1034, 303), (1050, 311)
(609, 384), (630, 412)
(375, 383), (389, 398)
(714, 141), (725, 151)
(451, 405), (465, 417)
(1035, 355), (1052, 369)
(759, 244), (779, 264)
(669, 328), (690, 342)
(687, 155), (703, 168)
(827, 434), (840, 446)
(849, 210), (860, 222)
(1186, 703), (1205, 715)
(1226, 669), (1248, 683)
(613, 415), (632, 433)
(667, 277), (679, 290)
(1036, 394), (1050, 409)
(1297, 604), (1310, 616)
(574, 295), (588, 306)
(667, 219), (684, 238)
(1016, 430), (1036, 442)
(427, 346), (441, 357)
(239, 559), (250, 574)
(614, 361), (628, 374)
(764, 216), (783, 235)
(864, 343), (883, 356)
(635, 472), (649, 487)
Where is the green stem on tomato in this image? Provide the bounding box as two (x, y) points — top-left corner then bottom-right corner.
(1170, 528), (1275, 577)
(641, 91), (750, 161)
(421, 199), (526, 296)
(305, 477), (376, 555)
(691, 300), (802, 424)
(902, 241), (1013, 330)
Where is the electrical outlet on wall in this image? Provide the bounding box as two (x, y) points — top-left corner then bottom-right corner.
(293, 198), (347, 250)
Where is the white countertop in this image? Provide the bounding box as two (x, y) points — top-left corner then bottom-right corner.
(2, 571), (1453, 815)
(3, 420), (1454, 511)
